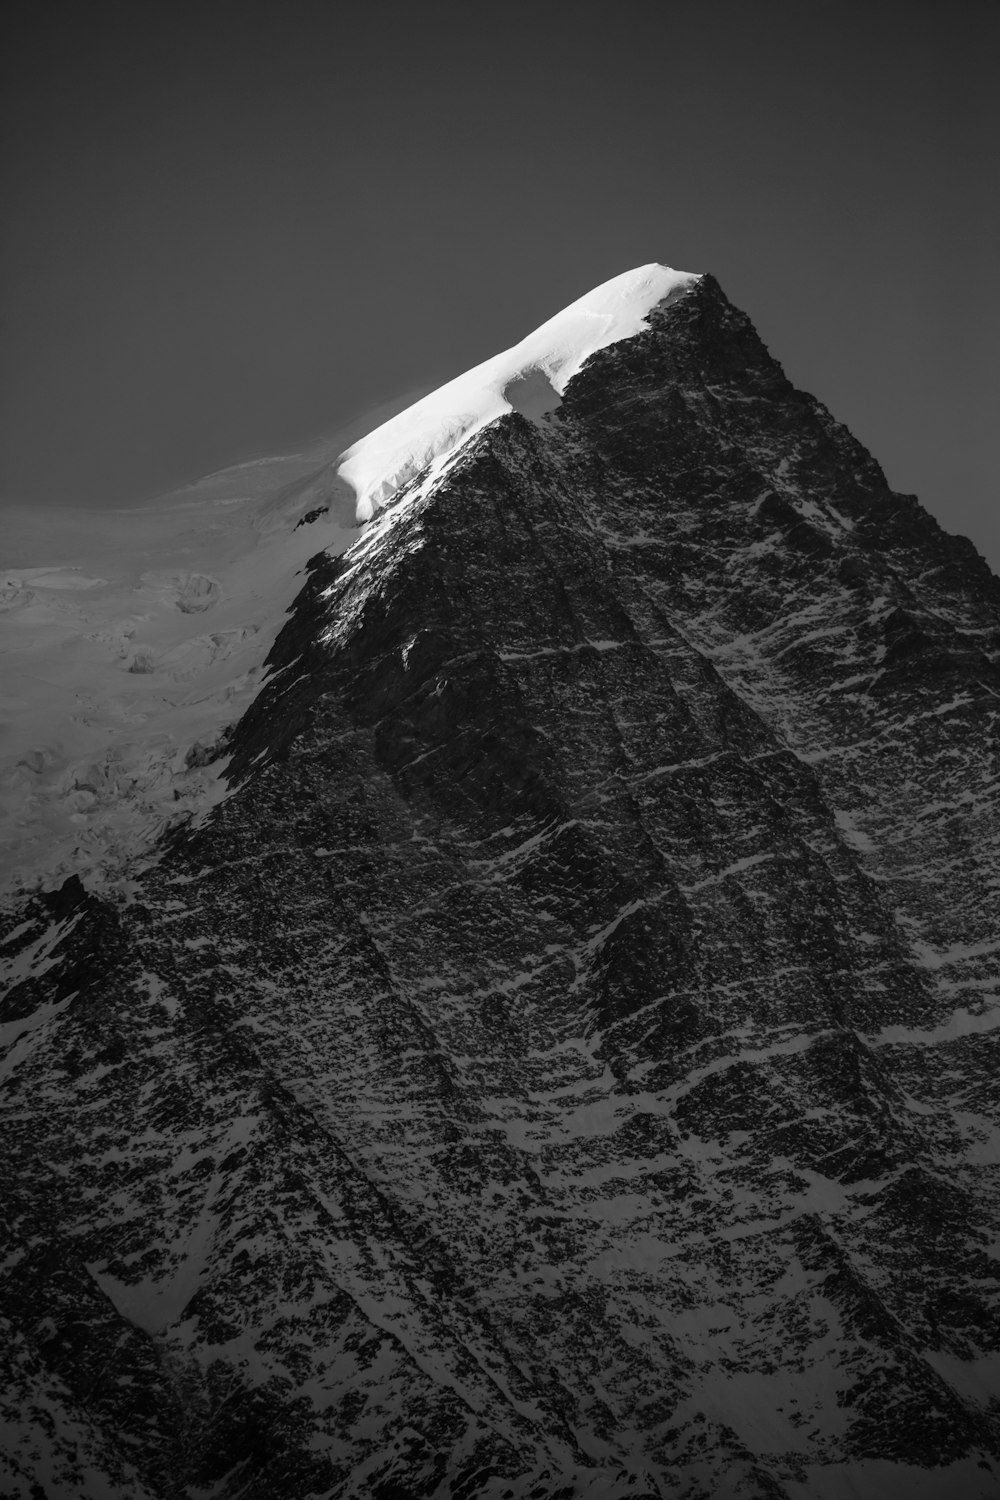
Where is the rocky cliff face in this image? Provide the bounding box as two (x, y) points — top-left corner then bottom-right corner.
(3, 274), (1000, 1500)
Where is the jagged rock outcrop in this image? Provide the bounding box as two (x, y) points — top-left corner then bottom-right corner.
(3, 274), (1000, 1499)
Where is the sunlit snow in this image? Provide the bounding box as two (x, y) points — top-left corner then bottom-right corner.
(338, 263), (699, 519)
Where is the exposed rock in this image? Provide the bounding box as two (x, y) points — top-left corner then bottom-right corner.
(294, 505), (331, 530)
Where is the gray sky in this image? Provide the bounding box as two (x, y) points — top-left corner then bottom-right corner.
(2, 0), (996, 568)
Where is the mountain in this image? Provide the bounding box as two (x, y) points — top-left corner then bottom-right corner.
(2, 267), (1000, 1500)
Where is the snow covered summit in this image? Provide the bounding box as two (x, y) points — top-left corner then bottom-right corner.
(338, 263), (699, 520)
(0, 265), (698, 903)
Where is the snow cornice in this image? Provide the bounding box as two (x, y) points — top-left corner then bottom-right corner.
(337, 264), (701, 522)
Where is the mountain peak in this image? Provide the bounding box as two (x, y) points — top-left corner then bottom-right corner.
(6, 264), (1000, 1500)
(338, 263), (700, 520)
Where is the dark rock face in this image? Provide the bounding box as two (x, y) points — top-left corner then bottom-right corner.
(3, 275), (1000, 1499)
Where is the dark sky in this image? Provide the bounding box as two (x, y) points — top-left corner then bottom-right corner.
(2, 1), (996, 566)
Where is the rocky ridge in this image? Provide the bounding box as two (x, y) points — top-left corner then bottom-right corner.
(2, 273), (1000, 1499)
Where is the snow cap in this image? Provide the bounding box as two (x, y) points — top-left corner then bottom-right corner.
(338, 263), (699, 521)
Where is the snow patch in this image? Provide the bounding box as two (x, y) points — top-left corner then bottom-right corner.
(833, 808), (876, 852)
(910, 936), (1000, 971)
(873, 1002), (1000, 1047)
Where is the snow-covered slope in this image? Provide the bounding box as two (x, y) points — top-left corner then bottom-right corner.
(0, 451), (357, 898)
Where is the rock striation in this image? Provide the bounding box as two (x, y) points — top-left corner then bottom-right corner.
(3, 273), (1000, 1499)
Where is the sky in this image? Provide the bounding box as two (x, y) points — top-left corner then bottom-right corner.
(2, 0), (997, 568)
